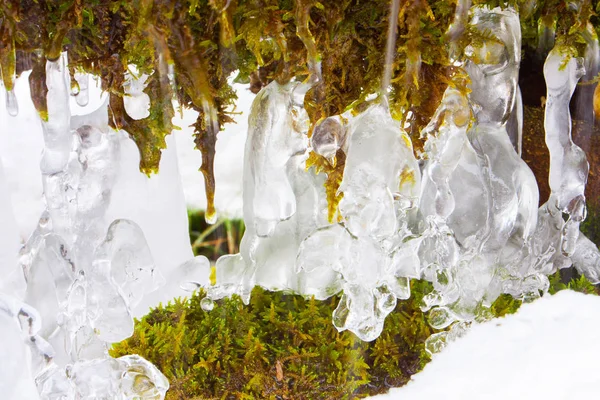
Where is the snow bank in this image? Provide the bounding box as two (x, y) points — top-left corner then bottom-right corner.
(374, 290), (600, 400)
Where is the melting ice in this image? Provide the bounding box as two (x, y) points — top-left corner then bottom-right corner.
(205, 6), (600, 346)
(3, 3), (600, 399)
(1, 55), (168, 399)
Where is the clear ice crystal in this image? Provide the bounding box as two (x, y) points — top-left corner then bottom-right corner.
(4, 5), (600, 398)
(93, 219), (164, 308)
(73, 72), (90, 107)
(340, 104), (420, 240)
(543, 48), (589, 256)
(419, 87), (469, 221)
(1, 58), (170, 399)
(210, 4), (600, 344)
(210, 79), (328, 300)
(245, 80), (309, 237)
(41, 58), (72, 175)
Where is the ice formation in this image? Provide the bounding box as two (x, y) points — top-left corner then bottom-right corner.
(3, 2), (600, 397)
(203, 5), (600, 346)
(1, 55), (169, 399)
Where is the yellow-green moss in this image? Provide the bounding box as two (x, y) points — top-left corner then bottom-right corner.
(111, 268), (599, 399)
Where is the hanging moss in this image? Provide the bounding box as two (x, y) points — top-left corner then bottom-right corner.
(3, 0), (598, 216)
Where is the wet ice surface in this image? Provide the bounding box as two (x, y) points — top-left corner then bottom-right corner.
(204, 6), (600, 345)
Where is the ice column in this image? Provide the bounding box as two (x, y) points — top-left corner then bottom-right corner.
(464, 7), (539, 254)
(211, 80), (326, 301)
(419, 87), (469, 221)
(40, 58), (72, 175)
(296, 103), (421, 341)
(5, 56), (170, 399)
(543, 47), (589, 256)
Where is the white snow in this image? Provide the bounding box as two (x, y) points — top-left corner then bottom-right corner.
(0, 155), (19, 277)
(374, 290), (600, 400)
(0, 72), (45, 241)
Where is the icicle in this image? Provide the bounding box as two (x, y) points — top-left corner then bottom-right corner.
(40, 57), (72, 175)
(381, 0), (401, 100)
(73, 72), (90, 107)
(10, 53), (169, 400)
(5, 88), (18, 116)
(212, 79), (318, 297)
(199, 98), (220, 225)
(419, 87), (470, 221)
(446, 0), (471, 61)
(543, 47), (588, 256)
(464, 7), (539, 253)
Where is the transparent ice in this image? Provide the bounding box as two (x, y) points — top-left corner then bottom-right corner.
(1, 55), (169, 399)
(206, 5), (600, 346)
(3, 3), (600, 397)
(543, 48), (589, 256)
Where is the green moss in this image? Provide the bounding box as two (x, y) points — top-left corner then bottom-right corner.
(112, 280), (438, 399)
(111, 269), (599, 399)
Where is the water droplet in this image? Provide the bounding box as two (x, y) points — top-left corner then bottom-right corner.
(428, 307), (455, 329)
(205, 210), (217, 225)
(201, 297), (214, 312)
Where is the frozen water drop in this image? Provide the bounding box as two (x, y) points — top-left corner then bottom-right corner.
(205, 210), (217, 225)
(425, 331), (448, 355)
(428, 306), (455, 329)
(311, 116), (346, 160)
(201, 297), (215, 312)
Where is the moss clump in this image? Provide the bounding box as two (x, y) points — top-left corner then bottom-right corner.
(111, 280), (438, 399)
(111, 270), (599, 399)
